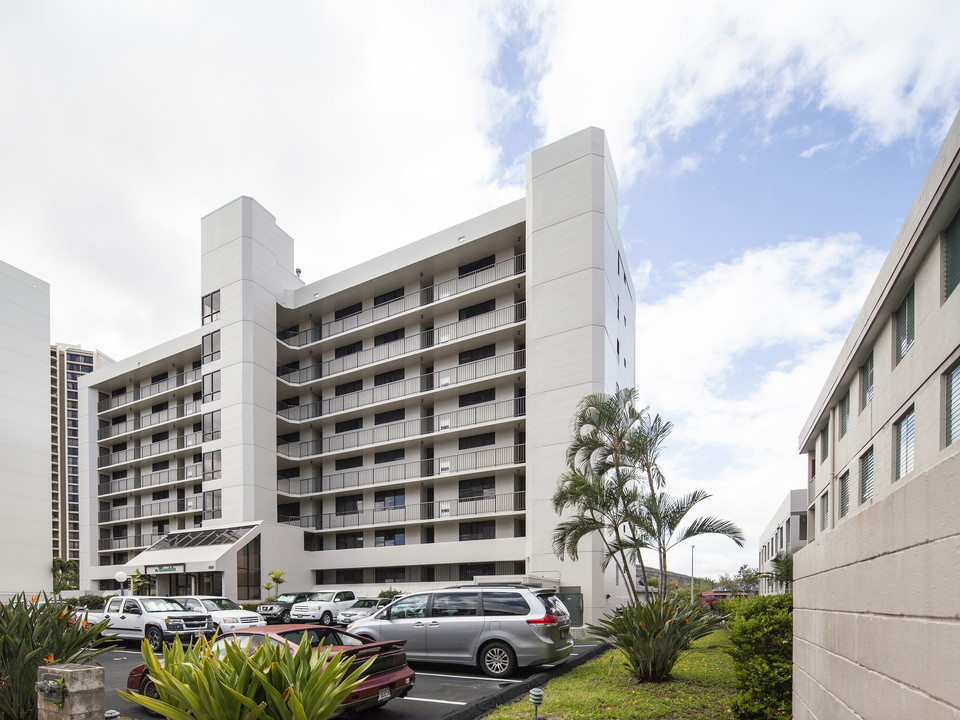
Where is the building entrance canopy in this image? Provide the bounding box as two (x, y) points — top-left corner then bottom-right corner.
(123, 523), (259, 576)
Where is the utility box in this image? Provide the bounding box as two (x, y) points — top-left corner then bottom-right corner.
(559, 592), (583, 627)
(36, 664), (104, 720)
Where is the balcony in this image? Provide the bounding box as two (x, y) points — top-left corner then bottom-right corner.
(99, 400), (203, 440)
(98, 462), (202, 497)
(281, 490), (526, 530)
(98, 495), (204, 523)
(278, 253), (526, 348)
(97, 431), (203, 469)
(98, 368), (202, 413)
(277, 444), (525, 496)
(98, 533), (163, 551)
(278, 349), (525, 424)
(278, 397), (525, 459)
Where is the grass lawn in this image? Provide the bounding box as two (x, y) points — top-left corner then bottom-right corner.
(481, 630), (735, 720)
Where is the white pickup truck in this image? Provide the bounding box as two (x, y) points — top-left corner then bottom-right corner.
(86, 596), (215, 651)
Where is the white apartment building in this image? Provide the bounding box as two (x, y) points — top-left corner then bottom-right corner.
(79, 127), (636, 623)
(795, 110), (960, 718)
(51, 343), (113, 562)
(757, 489), (806, 595)
(1, 260), (55, 597)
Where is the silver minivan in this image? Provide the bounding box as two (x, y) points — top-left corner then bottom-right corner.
(347, 585), (573, 677)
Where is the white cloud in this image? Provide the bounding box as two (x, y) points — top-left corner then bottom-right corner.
(673, 153), (703, 175)
(631, 235), (886, 579)
(800, 141), (839, 159)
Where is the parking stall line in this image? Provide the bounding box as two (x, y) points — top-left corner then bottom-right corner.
(399, 697), (467, 705)
(414, 672), (523, 684)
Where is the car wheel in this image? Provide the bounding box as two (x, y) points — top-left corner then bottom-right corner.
(320, 611), (333, 625)
(479, 641), (517, 678)
(281, 610), (291, 624)
(146, 627), (164, 653)
(139, 675), (163, 717)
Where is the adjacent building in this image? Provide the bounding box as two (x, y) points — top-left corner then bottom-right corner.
(795, 110), (960, 717)
(50, 343), (113, 562)
(79, 127), (636, 623)
(0, 260), (55, 597)
(757, 489), (806, 595)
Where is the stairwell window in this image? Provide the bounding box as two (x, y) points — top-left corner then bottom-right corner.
(895, 407), (915, 480)
(895, 286), (915, 364)
(819, 426), (829, 463)
(201, 290), (220, 325)
(860, 447), (874, 502)
(860, 354), (874, 411)
(820, 492), (829, 531)
(839, 392), (850, 438)
(839, 471), (850, 518)
(201, 331), (221, 364)
(947, 361), (960, 446)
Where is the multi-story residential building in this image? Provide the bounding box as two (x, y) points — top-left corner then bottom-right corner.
(795, 110), (960, 718)
(79, 127), (636, 623)
(757, 489), (806, 595)
(0, 260), (55, 597)
(50, 343), (113, 562)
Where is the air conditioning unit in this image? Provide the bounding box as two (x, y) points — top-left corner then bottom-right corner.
(439, 418), (451, 430)
(439, 376), (451, 387)
(439, 461), (451, 474)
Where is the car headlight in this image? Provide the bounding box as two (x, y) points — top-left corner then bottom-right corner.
(165, 618), (185, 630)
(222, 616), (238, 623)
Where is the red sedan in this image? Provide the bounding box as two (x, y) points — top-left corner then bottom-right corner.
(126, 624), (415, 715)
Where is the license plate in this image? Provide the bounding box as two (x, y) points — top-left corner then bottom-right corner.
(378, 688), (391, 702)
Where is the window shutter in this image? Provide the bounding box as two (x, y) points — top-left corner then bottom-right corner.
(947, 363), (960, 446)
(860, 448), (874, 502)
(896, 409), (915, 479)
(860, 355), (874, 410)
(946, 211), (960, 300)
(839, 472), (850, 517)
(895, 287), (915, 363)
(820, 492), (829, 531)
(839, 393), (850, 437)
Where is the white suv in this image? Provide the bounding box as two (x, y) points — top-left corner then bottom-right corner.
(289, 590), (357, 625)
(173, 596), (266, 633)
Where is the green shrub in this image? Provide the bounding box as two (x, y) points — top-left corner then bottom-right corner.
(378, 588), (403, 600)
(65, 594), (110, 610)
(725, 594), (793, 719)
(240, 602), (262, 612)
(587, 595), (723, 682)
(0, 593), (114, 720)
(119, 632), (373, 720)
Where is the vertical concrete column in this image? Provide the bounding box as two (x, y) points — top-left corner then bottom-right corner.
(36, 664), (104, 720)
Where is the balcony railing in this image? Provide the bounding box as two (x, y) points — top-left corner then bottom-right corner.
(98, 368), (202, 413)
(97, 431), (203, 469)
(98, 533), (163, 551)
(280, 490), (526, 530)
(99, 400), (203, 440)
(278, 349), (525, 424)
(277, 397), (525, 459)
(98, 462), (202, 496)
(278, 254), (526, 348)
(98, 495), (204, 523)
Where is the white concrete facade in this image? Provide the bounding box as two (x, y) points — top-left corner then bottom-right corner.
(757, 489), (806, 595)
(79, 128), (635, 623)
(795, 110), (960, 718)
(0, 261), (54, 597)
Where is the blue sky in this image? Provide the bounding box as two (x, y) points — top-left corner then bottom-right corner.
(2, 0), (960, 581)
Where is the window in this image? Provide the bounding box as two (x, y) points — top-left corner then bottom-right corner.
(202, 290), (221, 325)
(203, 450), (221, 480)
(374, 368), (404, 386)
(335, 340), (363, 359)
(374, 287), (404, 306)
(152, 489), (169, 501)
(236, 534), (260, 601)
(459, 477), (495, 499)
(334, 302), (362, 321)
(459, 521), (495, 541)
(151, 371), (168, 384)
(819, 426), (829, 463)
(336, 569), (364, 584)
(459, 562), (495, 581)
(375, 567), (405, 583)
(335, 456), (363, 471)
(839, 392), (850, 438)
(860, 447), (874, 502)
(375, 489), (405, 510)
(335, 379), (362, 397)
(431, 591), (479, 617)
(860, 354), (874, 411)
(335, 417), (363, 434)
(375, 408), (405, 425)
(947, 360), (960, 446)
(202, 331), (221, 364)
(374, 328), (404, 346)
(374, 448), (404, 464)
(203, 489), (222, 520)
(459, 344), (496, 365)
(895, 286), (915, 363)
(375, 529), (405, 547)
(839, 471), (850, 518)
(303, 534), (323, 552)
(152, 431), (169, 443)
(945, 209), (960, 301)
(202, 411), (221, 441)
(820, 492), (829, 531)
(459, 432), (496, 451)
(895, 407), (915, 480)
(459, 300), (495, 322)
(459, 255), (495, 277)
(459, 388), (495, 407)
(482, 591), (530, 616)
(335, 532), (363, 549)
(335, 494), (363, 515)
(202, 371), (221, 402)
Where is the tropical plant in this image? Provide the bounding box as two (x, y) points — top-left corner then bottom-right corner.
(268, 569), (287, 590)
(378, 588), (402, 599)
(0, 593), (113, 720)
(587, 595), (723, 682)
(52, 558), (78, 593)
(119, 632), (372, 720)
(726, 594), (793, 718)
(764, 551), (794, 592)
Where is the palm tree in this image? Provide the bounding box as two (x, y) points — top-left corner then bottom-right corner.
(766, 550), (794, 593)
(626, 489), (746, 591)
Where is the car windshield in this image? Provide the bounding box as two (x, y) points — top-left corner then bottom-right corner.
(201, 598), (241, 611)
(279, 628), (365, 647)
(351, 599), (378, 609)
(308, 592), (335, 602)
(142, 598), (187, 612)
(274, 594), (300, 603)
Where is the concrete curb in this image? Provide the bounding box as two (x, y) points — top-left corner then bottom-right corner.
(441, 642), (611, 720)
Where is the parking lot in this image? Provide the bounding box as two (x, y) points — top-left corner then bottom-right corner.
(102, 640), (607, 720)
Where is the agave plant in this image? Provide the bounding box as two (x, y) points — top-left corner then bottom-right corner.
(587, 595), (722, 683)
(0, 592), (113, 720)
(119, 632), (373, 720)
